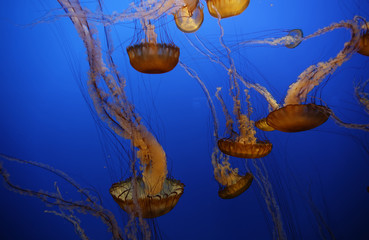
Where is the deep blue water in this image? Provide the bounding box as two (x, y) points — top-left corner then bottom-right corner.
(0, 1), (369, 239)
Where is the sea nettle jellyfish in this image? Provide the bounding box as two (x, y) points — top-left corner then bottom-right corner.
(265, 19), (362, 132)
(174, 2), (204, 33)
(206, 0), (250, 19)
(58, 0), (184, 218)
(127, 2), (180, 74)
(212, 150), (253, 199)
(216, 88), (272, 159)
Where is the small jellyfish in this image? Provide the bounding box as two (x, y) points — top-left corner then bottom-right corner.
(110, 177), (184, 218)
(217, 138), (273, 158)
(218, 172), (253, 199)
(212, 153), (253, 199)
(174, 4), (204, 33)
(206, 0), (250, 19)
(285, 29), (303, 49)
(266, 104), (330, 132)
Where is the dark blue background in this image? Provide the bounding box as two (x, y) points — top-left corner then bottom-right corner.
(0, 1), (368, 239)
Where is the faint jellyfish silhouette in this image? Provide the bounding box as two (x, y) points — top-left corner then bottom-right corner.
(174, 3), (204, 33)
(285, 29), (303, 49)
(206, 0), (250, 19)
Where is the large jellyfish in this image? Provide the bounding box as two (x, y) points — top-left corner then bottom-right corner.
(57, 0), (184, 219)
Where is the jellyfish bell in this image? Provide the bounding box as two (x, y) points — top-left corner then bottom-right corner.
(255, 118), (275, 131)
(174, 4), (204, 33)
(266, 104), (330, 132)
(127, 43), (180, 74)
(110, 177), (184, 218)
(217, 138), (272, 158)
(127, 16), (180, 74)
(285, 29), (303, 49)
(206, 0), (250, 19)
(218, 172), (253, 199)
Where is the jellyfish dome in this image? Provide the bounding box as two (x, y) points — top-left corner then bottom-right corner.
(110, 177), (184, 218)
(218, 172), (253, 199)
(217, 138), (272, 158)
(175, 4), (204, 33)
(127, 43), (180, 74)
(285, 29), (303, 49)
(206, 0), (250, 19)
(266, 104), (330, 132)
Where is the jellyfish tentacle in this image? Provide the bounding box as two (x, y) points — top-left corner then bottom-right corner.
(284, 20), (361, 105)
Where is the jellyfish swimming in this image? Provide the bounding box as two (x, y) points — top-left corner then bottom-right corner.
(285, 29), (303, 49)
(127, 24), (180, 74)
(266, 104), (330, 132)
(212, 152), (254, 199)
(206, 0), (250, 19)
(174, 3), (204, 33)
(110, 177), (184, 218)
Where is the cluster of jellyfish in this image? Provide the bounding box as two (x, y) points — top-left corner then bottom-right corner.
(1, 0), (369, 239)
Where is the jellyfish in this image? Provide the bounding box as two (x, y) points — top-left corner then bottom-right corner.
(110, 177), (184, 218)
(174, 3), (204, 33)
(266, 104), (330, 132)
(127, 23), (180, 74)
(58, 0), (184, 218)
(206, 0), (250, 19)
(215, 87), (273, 158)
(212, 150), (254, 199)
(285, 29), (303, 49)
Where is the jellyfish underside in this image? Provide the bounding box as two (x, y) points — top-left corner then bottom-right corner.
(218, 172), (253, 199)
(358, 33), (369, 56)
(255, 118), (275, 131)
(285, 29), (303, 49)
(109, 177), (184, 218)
(266, 104), (330, 132)
(206, 0), (250, 19)
(217, 138), (273, 158)
(175, 5), (204, 33)
(127, 43), (180, 74)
